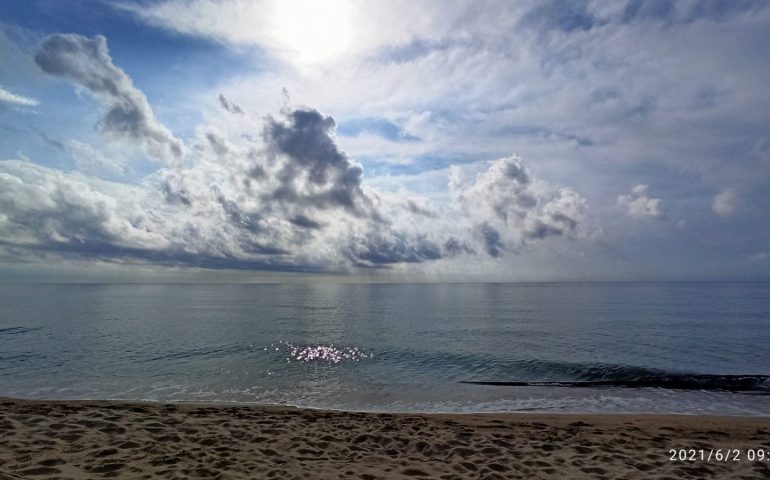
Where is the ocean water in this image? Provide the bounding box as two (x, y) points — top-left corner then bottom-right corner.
(1, 282), (769, 415)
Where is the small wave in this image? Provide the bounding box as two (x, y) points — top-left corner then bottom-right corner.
(462, 370), (770, 392)
(143, 344), (252, 363)
(0, 326), (42, 336)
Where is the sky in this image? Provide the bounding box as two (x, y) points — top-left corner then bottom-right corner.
(0, 0), (769, 282)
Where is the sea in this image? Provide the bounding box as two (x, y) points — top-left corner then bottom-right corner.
(1, 282), (769, 415)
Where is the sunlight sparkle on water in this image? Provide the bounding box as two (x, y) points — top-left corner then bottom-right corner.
(270, 342), (372, 364)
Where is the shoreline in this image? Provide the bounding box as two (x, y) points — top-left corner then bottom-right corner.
(3, 395), (770, 418)
(0, 395), (770, 419)
(2, 397), (770, 479)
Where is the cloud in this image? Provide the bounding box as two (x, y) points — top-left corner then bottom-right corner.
(2, 94), (588, 271)
(218, 93), (243, 114)
(0, 86), (39, 107)
(713, 188), (737, 217)
(3, 1), (769, 279)
(617, 184), (665, 218)
(34, 34), (183, 163)
(519, 0), (601, 33)
(451, 155), (588, 255)
(337, 118), (419, 142)
(121, 0), (358, 65)
(157, 104), (464, 269)
(181, 0), (770, 202)
(0, 160), (166, 251)
(620, 0), (763, 25)
(39, 133), (128, 176)
(262, 108), (374, 216)
(344, 231), (442, 266)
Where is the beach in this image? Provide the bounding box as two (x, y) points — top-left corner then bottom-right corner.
(1, 398), (769, 479)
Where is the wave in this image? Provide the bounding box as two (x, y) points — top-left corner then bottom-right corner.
(461, 366), (770, 392)
(0, 326), (43, 336)
(377, 351), (770, 393)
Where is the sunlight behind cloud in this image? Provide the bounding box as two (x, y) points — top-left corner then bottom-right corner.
(122, 0), (355, 67)
(269, 0), (352, 65)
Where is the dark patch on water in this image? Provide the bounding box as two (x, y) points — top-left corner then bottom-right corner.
(0, 326), (43, 336)
(462, 368), (770, 392)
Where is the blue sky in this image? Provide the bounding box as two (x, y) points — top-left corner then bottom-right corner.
(0, 0), (769, 281)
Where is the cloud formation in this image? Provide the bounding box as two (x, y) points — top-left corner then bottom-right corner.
(617, 185), (665, 218)
(2, 0), (769, 280)
(2, 96), (587, 271)
(262, 109), (380, 217)
(0, 86), (39, 107)
(34, 34), (183, 163)
(452, 156), (588, 256)
(155, 103), (467, 269)
(0, 160), (166, 252)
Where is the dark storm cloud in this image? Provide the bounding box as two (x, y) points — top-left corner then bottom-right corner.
(346, 231), (443, 266)
(263, 108), (374, 216)
(34, 34), (183, 163)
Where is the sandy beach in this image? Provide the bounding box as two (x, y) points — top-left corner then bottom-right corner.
(0, 398), (768, 479)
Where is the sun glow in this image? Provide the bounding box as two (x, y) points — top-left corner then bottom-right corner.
(269, 0), (353, 65)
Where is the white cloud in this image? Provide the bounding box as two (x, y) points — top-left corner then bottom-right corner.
(617, 184), (665, 218)
(451, 155), (588, 256)
(713, 189), (737, 217)
(0, 86), (39, 106)
(0, 159), (167, 250)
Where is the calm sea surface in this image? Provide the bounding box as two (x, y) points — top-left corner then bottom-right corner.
(1, 282), (769, 414)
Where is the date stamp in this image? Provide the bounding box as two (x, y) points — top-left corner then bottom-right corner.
(669, 449), (770, 462)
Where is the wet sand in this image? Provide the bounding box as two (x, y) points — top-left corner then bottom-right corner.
(1, 397), (769, 479)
